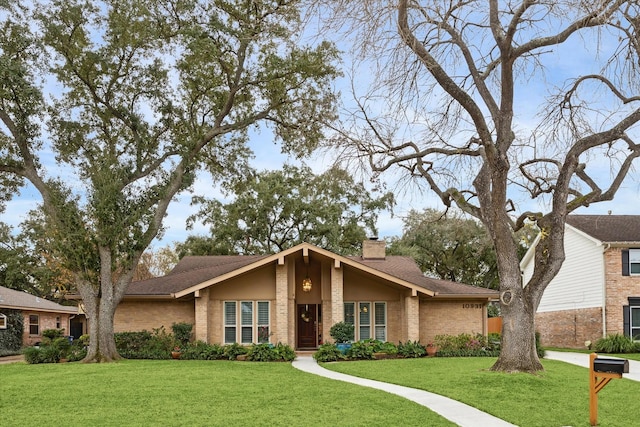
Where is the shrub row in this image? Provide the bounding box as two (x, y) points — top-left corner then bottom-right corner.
(313, 333), (544, 361)
(314, 339), (429, 362)
(594, 333), (640, 353)
(23, 332), (88, 364)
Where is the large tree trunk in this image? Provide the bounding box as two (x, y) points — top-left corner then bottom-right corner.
(77, 247), (132, 363)
(491, 286), (542, 373)
(77, 281), (122, 362)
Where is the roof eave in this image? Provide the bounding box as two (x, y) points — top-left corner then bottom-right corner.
(0, 304), (78, 314)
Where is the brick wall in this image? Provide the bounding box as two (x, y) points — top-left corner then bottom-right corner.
(22, 312), (74, 346)
(604, 247), (640, 335)
(419, 299), (487, 344)
(114, 300), (195, 333)
(535, 307), (602, 348)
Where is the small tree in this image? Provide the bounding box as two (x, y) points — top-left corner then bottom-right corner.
(329, 322), (354, 343)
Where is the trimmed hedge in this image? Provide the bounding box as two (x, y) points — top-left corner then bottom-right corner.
(0, 310), (23, 355)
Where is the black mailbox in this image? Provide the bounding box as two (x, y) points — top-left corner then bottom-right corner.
(593, 357), (629, 374)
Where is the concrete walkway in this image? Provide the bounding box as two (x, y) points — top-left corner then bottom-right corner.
(545, 350), (640, 382)
(292, 355), (516, 427)
(0, 354), (24, 364)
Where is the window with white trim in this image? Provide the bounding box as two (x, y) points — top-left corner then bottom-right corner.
(344, 302), (386, 341)
(374, 302), (387, 341)
(29, 314), (39, 336)
(631, 249), (640, 275)
(0, 313), (6, 329)
(224, 301), (270, 344)
(359, 302), (371, 340)
(631, 307), (640, 340)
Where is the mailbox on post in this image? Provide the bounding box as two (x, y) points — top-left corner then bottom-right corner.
(593, 357), (629, 375)
(589, 353), (628, 426)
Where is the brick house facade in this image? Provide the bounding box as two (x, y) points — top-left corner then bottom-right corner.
(0, 285), (79, 346)
(521, 215), (640, 348)
(117, 241), (498, 348)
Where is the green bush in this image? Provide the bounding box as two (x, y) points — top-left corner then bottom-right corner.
(246, 343), (278, 361)
(115, 327), (173, 359)
(180, 341), (224, 360)
(313, 343), (346, 362)
(0, 310), (23, 354)
(346, 341), (375, 360)
(329, 322), (354, 343)
(23, 346), (45, 364)
(23, 336), (73, 364)
(171, 322), (193, 347)
(223, 343), (247, 360)
(42, 329), (65, 340)
(594, 334), (639, 354)
(273, 342), (296, 361)
(397, 340), (426, 358)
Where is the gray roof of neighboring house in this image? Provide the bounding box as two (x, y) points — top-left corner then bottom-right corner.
(566, 215), (640, 243)
(0, 285), (78, 314)
(126, 251), (497, 298)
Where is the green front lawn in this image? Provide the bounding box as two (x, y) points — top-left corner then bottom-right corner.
(322, 357), (639, 427)
(0, 360), (453, 426)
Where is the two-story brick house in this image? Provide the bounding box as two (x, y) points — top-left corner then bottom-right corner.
(116, 240), (498, 348)
(521, 215), (640, 348)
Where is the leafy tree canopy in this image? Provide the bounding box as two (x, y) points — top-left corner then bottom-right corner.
(0, 0), (339, 362)
(185, 164), (394, 255)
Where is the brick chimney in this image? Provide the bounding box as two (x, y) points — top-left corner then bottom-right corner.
(362, 237), (385, 260)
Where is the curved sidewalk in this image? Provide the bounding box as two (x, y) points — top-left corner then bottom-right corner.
(292, 356), (516, 427)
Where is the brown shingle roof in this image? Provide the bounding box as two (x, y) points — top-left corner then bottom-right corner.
(348, 256), (497, 296)
(0, 286), (78, 314)
(127, 255), (268, 295)
(566, 215), (640, 242)
(126, 250), (497, 298)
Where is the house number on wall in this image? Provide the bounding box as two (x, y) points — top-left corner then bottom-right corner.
(461, 304), (483, 309)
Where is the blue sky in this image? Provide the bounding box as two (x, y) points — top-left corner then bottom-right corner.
(3, 5), (640, 249)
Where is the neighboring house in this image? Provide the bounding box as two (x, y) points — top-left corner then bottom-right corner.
(116, 240), (498, 349)
(521, 215), (640, 348)
(0, 285), (79, 346)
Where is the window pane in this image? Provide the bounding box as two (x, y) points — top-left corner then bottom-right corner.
(359, 302), (370, 326)
(374, 302), (386, 324)
(632, 308), (640, 327)
(257, 302), (269, 325)
(360, 326), (370, 340)
(631, 263), (640, 274)
(224, 327), (236, 344)
(344, 303), (355, 325)
(29, 315), (39, 335)
(374, 302), (386, 341)
(241, 302), (253, 325)
(224, 302), (236, 325)
(241, 326), (253, 344)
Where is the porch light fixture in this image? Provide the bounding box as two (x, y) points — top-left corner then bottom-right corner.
(302, 276), (312, 292)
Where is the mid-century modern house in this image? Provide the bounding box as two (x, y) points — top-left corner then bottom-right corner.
(521, 215), (640, 348)
(0, 285), (79, 346)
(116, 240), (498, 349)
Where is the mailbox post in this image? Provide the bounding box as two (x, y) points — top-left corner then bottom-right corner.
(589, 353), (629, 426)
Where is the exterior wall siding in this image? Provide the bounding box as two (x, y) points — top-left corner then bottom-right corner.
(534, 227), (604, 313)
(535, 307), (602, 348)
